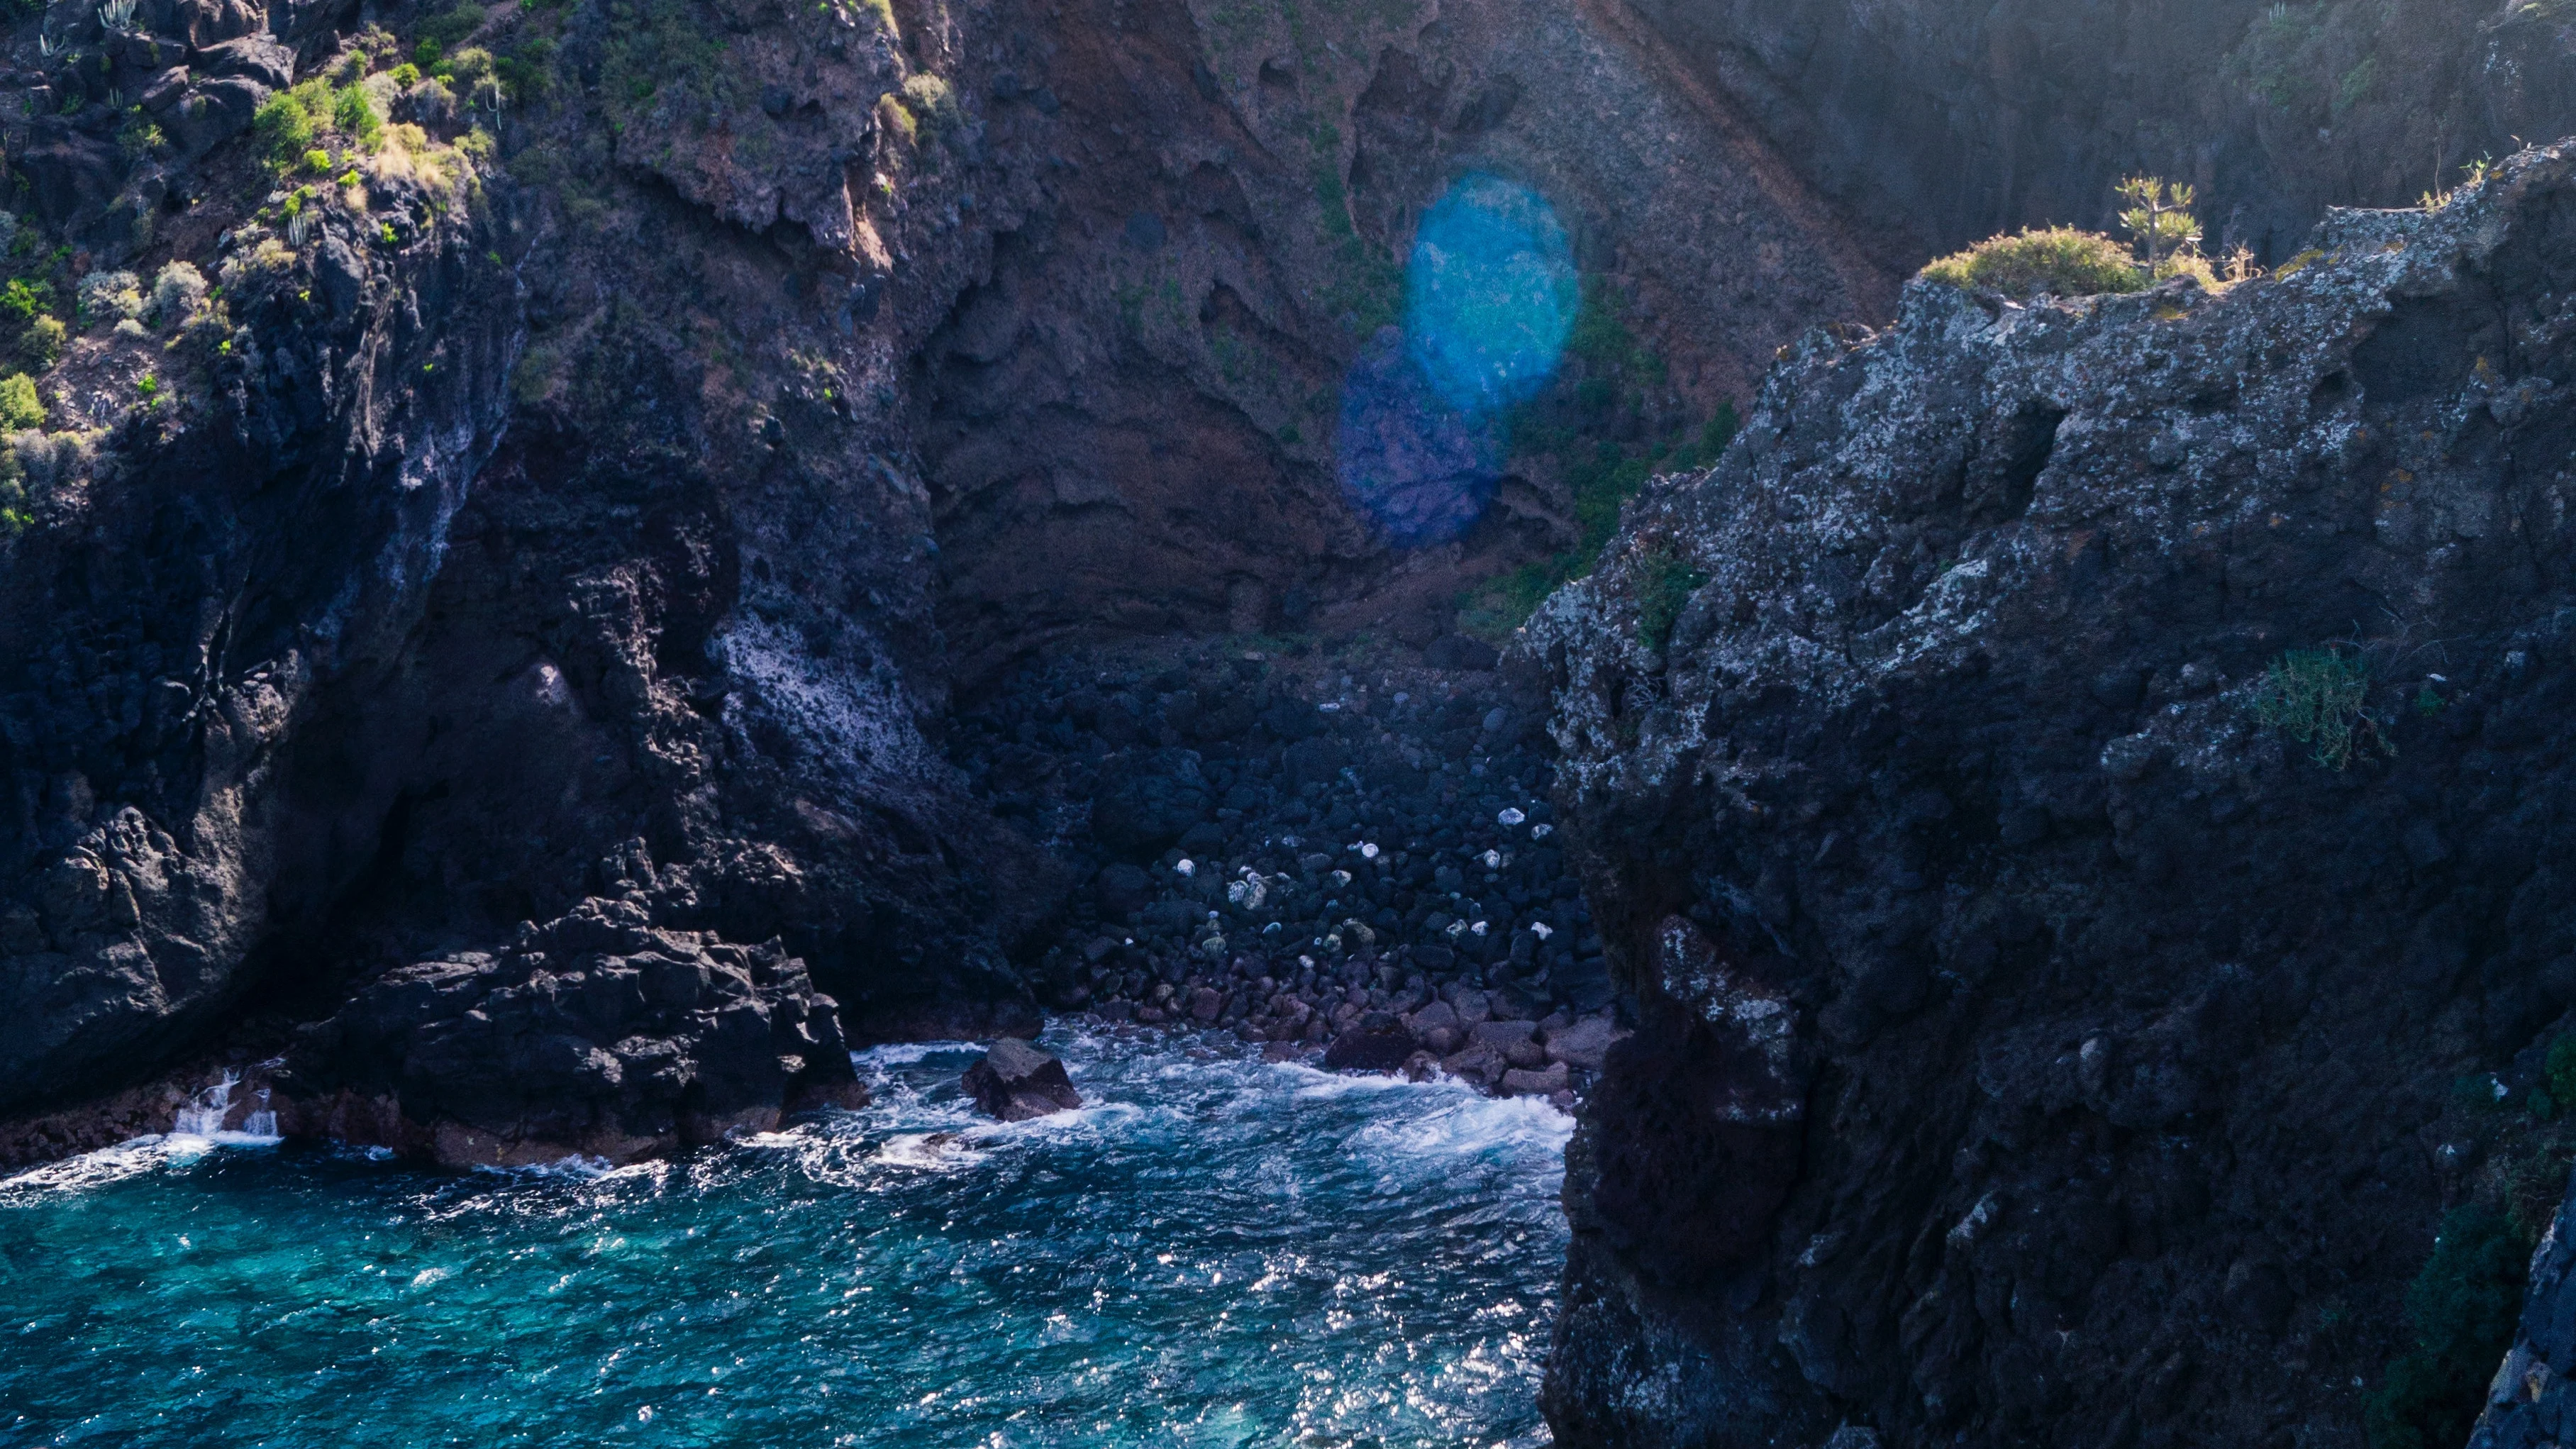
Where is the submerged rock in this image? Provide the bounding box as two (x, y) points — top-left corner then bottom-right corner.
(962, 1038), (1083, 1121)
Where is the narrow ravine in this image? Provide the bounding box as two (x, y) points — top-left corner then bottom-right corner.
(0, 1029), (1570, 1447)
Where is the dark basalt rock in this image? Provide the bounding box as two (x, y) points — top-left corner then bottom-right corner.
(1323, 1011), (1415, 1072)
(1092, 748), (1212, 857)
(1531, 143), (2576, 1449)
(275, 896), (865, 1167)
(962, 1038), (1082, 1121)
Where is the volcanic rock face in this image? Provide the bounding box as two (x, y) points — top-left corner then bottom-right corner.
(0, 138), (519, 1114)
(275, 896), (865, 1167)
(1532, 144), (2576, 1447)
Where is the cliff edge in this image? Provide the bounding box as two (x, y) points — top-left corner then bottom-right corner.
(1532, 140), (2576, 1448)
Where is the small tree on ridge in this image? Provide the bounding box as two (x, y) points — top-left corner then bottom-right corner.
(2115, 176), (2203, 277)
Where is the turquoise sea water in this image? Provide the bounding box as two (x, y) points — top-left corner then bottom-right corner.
(0, 1028), (1570, 1447)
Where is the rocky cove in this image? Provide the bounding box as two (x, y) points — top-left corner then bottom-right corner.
(954, 640), (1629, 1098)
(5, 0), (2576, 1442)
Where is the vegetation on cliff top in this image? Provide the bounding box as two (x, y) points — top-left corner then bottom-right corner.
(1918, 226), (2145, 299)
(1919, 176), (2242, 299)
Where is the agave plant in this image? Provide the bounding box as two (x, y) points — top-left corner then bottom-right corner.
(35, 30), (62, 57)
(96, 0), (137, 32)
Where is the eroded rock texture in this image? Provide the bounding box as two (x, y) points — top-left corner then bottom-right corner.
(1532, 143), (2576, 1448)
(0, 145), (520, 1113)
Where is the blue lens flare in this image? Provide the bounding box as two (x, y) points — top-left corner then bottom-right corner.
(1404, 175), (1577, 415)
(1336, 174), (1575, 546)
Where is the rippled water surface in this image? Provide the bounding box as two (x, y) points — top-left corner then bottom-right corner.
(0, 1028), (1571, 1447)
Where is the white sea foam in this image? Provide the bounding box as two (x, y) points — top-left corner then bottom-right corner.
(463, 1153), (645, 1183)
(873, 1132), (989, 1172)
(851, 1040), (983, 1067)
(1272, 1063), (1424, 1100)
(1355, 1093), (1574, 1160)
(0, 1124), (292, 1201)
(0, 1138), (176, 1199)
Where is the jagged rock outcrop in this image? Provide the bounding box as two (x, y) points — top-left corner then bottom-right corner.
(274, 895), (865, 1166)
(2471, 1164), (2576, 1449)
(1531, 141), (2576, 1448)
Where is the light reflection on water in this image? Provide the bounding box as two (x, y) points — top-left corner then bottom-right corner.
(0, 1026), (1571, 1448)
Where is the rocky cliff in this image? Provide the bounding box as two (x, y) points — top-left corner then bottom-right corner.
(1532, 141), (2576, 1448)
(10, 0), (2576, 1436)
(0, 0), (1888, 1148)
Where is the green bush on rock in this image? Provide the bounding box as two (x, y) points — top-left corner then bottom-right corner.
(1919, 226), (2145, 299)
(2252, 646), (2389, 770)
(74, 270), (142, 327)
(19, 316), (64, 370)
(0, 374), (41, 431)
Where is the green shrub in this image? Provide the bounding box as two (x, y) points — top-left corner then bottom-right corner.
(0, 277), (49, 323)
(0, 373), (43, 431)
(332, 83), (384, 150)
(253, 80), (329, 165)
(390, 61), (422, 86)
(74, 269), (142, 326)
(2252, 646), (2389, 770)
(115, 108), (165, 160)
(20, 316), (64, 370)
(495, 39), (557, 102)
(1919, 226), (2145, 299)
(417, 2), (487, 51)
(149, 262), (204, 328)
(2116, 176), (2203, 275)
(875, 91), (918, 147)
(901, 73), (959, 135)
(2546, 1036), (2576, 1106)
(600, 0), (735, 121)
(2365, 1204), (2530, 1449)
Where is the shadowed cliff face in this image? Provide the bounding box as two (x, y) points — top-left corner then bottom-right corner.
(1530, 143), (2576, 1448)
(1623, 0), (2576, 265)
